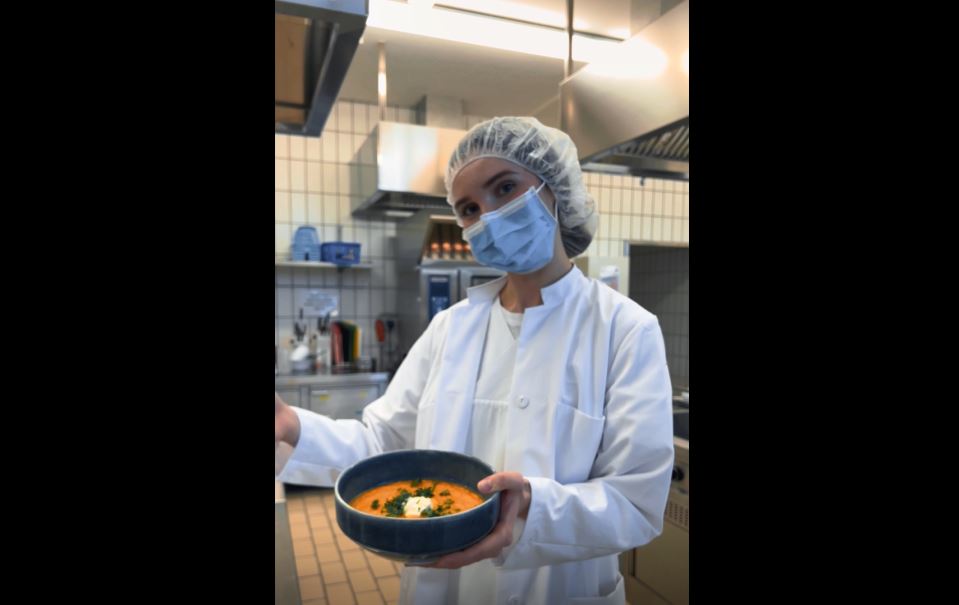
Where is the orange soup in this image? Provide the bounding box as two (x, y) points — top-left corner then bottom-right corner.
(349, 479), (484, 518)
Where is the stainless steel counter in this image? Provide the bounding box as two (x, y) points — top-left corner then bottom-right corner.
(275, 481), (301, 605)
(276, 372), (389, 421)
(275, 372), (389, 388)
(623, 429), (689, 605)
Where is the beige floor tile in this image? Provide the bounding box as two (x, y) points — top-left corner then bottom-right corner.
(349, 568), (378, 593)
(316, 543), (341, 563)
(354, 590), (385, 605)
(293, 538), (315, 557)
(342, 550), (369, 571)
(366, 555), (396, 578)
(377, 576), (401, 602)
(313, 528), (336, 545)
(325, 582), (356, 605)
(321, 560), (348, 585)
(295, 556), (319, 577)
(298, 575), (325, 601)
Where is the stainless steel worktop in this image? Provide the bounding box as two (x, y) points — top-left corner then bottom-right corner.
(274, 372), (389, 388)
(275, 481), (301, 605)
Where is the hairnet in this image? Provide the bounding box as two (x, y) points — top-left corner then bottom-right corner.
(445, 117), (598, 258)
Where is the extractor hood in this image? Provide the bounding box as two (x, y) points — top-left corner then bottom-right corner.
(275, 0), (367, 137)
(351, 121), (468, 221)
(561, 0), (688, 181)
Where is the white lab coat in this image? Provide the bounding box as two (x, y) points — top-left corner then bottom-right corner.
(277, 266), (674, 604)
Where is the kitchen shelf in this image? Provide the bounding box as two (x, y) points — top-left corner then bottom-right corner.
(275, 261), (373, 270)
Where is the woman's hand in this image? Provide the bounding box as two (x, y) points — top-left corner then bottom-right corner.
(275, 393), (301, 448)
(428, 471), (532, 569)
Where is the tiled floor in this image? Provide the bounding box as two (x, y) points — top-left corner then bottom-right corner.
(285, 487), (645, 605)
(286, 487), (403, 605)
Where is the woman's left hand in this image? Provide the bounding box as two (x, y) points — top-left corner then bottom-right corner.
(427, 471), (532, 570)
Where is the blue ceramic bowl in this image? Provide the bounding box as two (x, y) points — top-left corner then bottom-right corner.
(334, 450), (501, 564)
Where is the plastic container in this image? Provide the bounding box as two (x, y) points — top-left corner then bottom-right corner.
(292, 226), (322, 261)
(321, 242), (361, 265)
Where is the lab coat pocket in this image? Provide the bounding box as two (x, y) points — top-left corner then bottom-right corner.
(554, 403), (606, 484)
(569, 573), (625, 604)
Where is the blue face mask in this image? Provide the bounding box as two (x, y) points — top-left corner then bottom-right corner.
(462, 181), (557, 274)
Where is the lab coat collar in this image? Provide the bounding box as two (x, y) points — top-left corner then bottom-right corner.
(466, 264), (587, 307)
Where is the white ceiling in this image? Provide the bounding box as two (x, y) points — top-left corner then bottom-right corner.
(336, 0), (633, 119)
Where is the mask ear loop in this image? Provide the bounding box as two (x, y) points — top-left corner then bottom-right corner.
(534, 180), (558, 221)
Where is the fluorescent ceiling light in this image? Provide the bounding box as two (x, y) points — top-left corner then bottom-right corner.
(438, 0), (603, 33)
(367, 0), (624, 64)
(582, 36), (668, 80)
(384, 210), (416, 218)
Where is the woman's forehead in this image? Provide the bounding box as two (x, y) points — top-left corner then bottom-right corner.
(451, 157), (536, 192)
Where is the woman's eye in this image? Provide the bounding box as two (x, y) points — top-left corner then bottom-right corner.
(462, 203), (479, 217)
(497, 181), (516, 196)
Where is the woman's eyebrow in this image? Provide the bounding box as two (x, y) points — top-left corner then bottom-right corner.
(454, 171), (521, 208)
(482, 170), (520, 188)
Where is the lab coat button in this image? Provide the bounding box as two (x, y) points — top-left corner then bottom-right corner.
(517, 396), (530, 409)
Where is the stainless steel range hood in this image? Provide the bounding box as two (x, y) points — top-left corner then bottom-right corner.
(275, 0), (367, 137)
(561, 0), (689, 181)
(351, 121), (468, 221)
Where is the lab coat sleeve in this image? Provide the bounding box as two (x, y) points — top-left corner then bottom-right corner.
(496, 319), (674, 569)
(276, 317), (438, 486)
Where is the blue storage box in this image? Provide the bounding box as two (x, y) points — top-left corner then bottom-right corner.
(292, 226), (321, 261)
(321, 242), (361, 265)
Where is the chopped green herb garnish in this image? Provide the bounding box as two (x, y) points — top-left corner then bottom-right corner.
(421, 497), (456, 518)
(371, 500), (379, 510)
(413, 486), (434, 498)
(383, 491), (411, 517)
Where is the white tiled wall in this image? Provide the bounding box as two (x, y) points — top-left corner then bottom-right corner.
(275, 101), (415, 360)
(581, 172), (690, 260)
(629, 246), (689, 387)
(276, 99), (690, 360)
(585, 173), (690, 388)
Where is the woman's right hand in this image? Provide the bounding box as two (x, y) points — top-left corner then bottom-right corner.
(275, 393), (301, 449)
